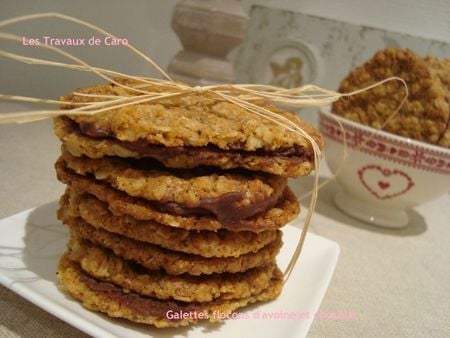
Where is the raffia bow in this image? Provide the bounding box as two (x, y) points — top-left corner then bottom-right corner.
(0, 13), (407, 283)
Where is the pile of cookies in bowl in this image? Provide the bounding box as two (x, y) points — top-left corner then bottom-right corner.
(319, 48), (450, 228)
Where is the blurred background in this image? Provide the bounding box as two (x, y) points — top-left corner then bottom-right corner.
(1, 0), (449, 100)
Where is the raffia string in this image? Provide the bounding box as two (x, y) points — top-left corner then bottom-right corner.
(0, 13), (408, 284)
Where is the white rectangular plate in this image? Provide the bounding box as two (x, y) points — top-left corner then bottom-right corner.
(0, 202), (339, 338)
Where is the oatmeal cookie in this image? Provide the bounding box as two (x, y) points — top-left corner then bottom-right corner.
(61, 216), (283, 275)
(58, 253), (283, 328)
(54, 116), (320, 177)
(67, 237), (276, 302)
(55, 159), (300, 232)
(425, 56), (450, 147)
(332, 48), (450, 144)
(59, 81), (322, 151)
(59, 150), (287, 223)
(62, 191), (278, 258)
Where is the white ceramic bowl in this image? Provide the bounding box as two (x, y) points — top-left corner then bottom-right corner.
(319, 108), (450, 228)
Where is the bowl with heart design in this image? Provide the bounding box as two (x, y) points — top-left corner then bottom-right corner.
(319, 108), (450, 228)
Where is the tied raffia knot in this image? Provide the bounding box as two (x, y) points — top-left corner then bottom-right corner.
(193, 85), (206, 94)
(0, 12), (408, 283)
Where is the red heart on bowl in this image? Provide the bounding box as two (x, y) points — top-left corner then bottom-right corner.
(358, 164), (414, 200)
(378, 181), (390, 190)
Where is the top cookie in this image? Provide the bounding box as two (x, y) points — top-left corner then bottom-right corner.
(61, 80), (322, 151)
(332, 48), (450, 145)
(58, 80), (323, 177)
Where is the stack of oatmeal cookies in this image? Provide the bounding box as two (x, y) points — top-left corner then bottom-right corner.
(53, 81), (323, 327)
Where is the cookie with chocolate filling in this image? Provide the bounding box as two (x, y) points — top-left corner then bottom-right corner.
(59, 150), (287, 224)
(67, 236), (276, 302)
(60, 216), (283, 275)
(62, 191), (277, 258)
(58, 253), (283, 328)
(332, 48), (450, 145)
(54, 90), (323, 177)
(55, 159), (300, 232)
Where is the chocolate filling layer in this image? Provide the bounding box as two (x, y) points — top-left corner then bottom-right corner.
(78, 270), (211, 320)
(57, 160), (299, 232)
(155, 189), (282, 224)
(78, 121), (313, 159)
(62, 160), (285, 224)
